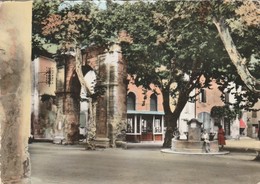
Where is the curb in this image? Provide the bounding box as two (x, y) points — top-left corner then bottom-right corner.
(224, 147), (259, 153)
(161, 149), (230, 155)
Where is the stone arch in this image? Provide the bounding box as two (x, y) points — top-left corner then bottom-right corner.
(79, 67), (97, 140)
(55, 56), (96, 144)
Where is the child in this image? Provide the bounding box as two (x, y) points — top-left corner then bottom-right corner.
(201, 129), (210, 153)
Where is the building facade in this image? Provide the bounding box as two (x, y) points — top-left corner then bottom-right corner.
(126, 78), (165, 142)
(193, 80), (246, 139)
(31, 56), (57, 140)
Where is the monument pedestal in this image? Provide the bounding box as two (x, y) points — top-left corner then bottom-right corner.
(171, 119), (220, 153)
(172, 139), (219, 153)
(94, 137), (110, 148)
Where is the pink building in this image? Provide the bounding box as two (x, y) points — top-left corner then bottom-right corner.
(126, 77), (164, 142)
(31, 56), (57, 139)
(195, 79), (226, 133)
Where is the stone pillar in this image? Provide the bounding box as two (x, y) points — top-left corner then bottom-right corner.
(95, 53), (109, 147)
(0, 2), (32, 183)
(107, 45), (127, 147)
(55, 56), (80, 144)
(95, 44), (127, 148)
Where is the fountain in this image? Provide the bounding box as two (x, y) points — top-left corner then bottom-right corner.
(162, 119), (229, 155)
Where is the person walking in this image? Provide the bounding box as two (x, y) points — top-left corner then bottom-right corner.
(218, 125), (226, 151)
(201, 129), (210, 153)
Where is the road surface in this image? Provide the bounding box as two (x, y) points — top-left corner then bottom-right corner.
(30, 142), (260, 184)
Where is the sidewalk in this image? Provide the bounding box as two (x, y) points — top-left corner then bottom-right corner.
(32, 137), (260, 153)
(225, 137), (260, 152)
(125, 138), (260, 154)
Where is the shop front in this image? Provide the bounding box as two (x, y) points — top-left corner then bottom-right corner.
(126, 111), (164, 142)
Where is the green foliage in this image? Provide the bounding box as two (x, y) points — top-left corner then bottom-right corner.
(32, 0), (95, 58)
(32, 0), (259, 116)
(210, 105), (240, 120)
(91, 0), (259, 113)
(32, 0), (61, 59)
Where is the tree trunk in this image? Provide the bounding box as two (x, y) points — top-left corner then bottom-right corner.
(86, 98), (97, 150)
(162, 86), (190, 148)
(213, 17), (260, 94)
(75, 46), (97, 149)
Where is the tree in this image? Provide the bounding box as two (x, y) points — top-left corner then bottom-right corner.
(150, 1), (259, 146)
(32, 0), (60, 59)
(212, 0), (260, 94)
(92, 1), (259, 147)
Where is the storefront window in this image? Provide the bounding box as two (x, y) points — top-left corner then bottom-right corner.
(154, 116), (162, 133)
(127, 116), (134, 133)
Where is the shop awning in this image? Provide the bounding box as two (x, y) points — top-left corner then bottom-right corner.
(239, 119), (246, 128)
(127, 110), (165, 115)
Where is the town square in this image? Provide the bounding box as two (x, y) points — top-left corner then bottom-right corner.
(0, 1), (259, 183)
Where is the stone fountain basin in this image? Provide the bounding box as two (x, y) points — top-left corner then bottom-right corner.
(171, 139), (219, 153)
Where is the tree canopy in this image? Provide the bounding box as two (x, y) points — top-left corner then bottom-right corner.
(90, 0), (259, 147)
(91, 1), (259, 108)
(32, 0), (259, 147)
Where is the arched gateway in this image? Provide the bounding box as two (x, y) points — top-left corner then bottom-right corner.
(32, 44), (127, 148)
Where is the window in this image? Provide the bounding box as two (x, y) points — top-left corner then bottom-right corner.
(127, 92), (136, 110)
(198, 112), (210, 130)
(126, 115), (141, 134)
(154, 116), (162, 133)
(127, 116), (134, 133)
(150, 93), (157, 111)
(252, 111), (257, 118)
(199, 89), (206, 103)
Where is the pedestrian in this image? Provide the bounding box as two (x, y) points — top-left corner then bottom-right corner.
(218, 125), (226, 151)
(201, 129), (210, 153)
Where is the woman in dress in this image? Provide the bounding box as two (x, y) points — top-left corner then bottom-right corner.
(218, 125), (226, 150)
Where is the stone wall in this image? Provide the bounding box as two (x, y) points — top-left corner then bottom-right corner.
(33, 98), (57, 139)
(0, 2), (32, 183)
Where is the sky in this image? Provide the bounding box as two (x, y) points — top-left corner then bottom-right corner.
(59, 0), (157, 10)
